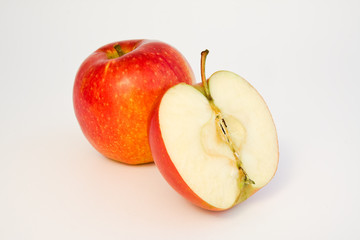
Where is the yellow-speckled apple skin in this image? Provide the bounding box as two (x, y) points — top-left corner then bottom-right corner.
(73, 40), (195, 164)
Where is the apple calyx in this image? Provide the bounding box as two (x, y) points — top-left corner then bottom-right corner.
(200, 50), (255, 186)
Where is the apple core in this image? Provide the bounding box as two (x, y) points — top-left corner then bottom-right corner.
(200, 50), (254, 186)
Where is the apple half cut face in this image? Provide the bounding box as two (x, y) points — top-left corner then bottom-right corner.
(150, 70), (278, 210)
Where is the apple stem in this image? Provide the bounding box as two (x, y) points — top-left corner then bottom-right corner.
(114, 44), (125, 57)
(201, 50), (212, 101)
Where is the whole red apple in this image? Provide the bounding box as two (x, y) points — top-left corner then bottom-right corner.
(73, 40), (195, 164)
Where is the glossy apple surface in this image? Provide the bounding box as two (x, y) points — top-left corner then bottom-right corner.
(73, 40), (195, 164)
(149, 51), (278, 210)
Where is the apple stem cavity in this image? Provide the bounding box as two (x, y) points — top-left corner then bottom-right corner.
(105, 44), (129, 59)
(114, 44), (126, 58)
(200, 49), (255, 186)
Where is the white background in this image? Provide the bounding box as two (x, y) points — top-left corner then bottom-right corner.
(1, 0), (359, 239)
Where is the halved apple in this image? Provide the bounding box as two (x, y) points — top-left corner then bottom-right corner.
(149, 50), (278, 211)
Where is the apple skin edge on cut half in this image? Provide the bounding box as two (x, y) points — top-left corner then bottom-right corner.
(149, 50), (279, 211)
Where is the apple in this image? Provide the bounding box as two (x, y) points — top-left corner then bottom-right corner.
(73, 40), (195, 164)
(149, 50), (279, 210)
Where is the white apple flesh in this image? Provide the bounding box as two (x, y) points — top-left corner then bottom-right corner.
(149, 51), (278, 210)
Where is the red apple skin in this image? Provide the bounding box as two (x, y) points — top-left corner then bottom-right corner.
(73, 40), (195, 164)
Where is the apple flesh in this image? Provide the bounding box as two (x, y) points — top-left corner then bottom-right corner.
(73, 40), (195, 164)
(149, 51), (278, 210)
